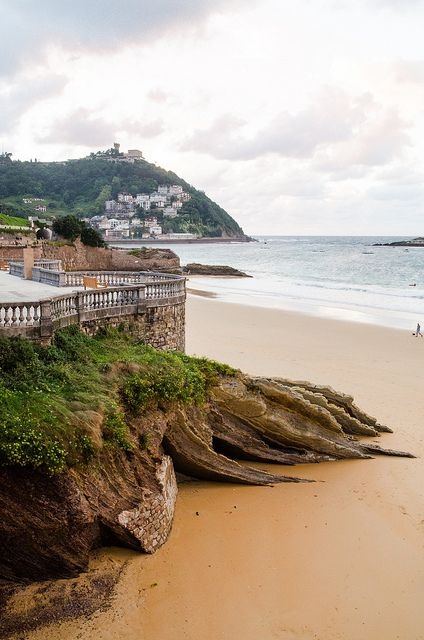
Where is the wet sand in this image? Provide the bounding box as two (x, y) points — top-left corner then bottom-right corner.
(22, 295), (424, 640)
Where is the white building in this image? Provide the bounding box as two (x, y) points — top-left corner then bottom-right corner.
(163, 206), (179, 218)
(135, 194), (151, 211)
(165, 232), (197, 240)
(117, 192), (134, 203)
(169, 185), (184, 196)
(149, 194), (166, 207)
(146, 224), (162, 236)
(126, 149), (144, 160)
(135, 194), (150, 204)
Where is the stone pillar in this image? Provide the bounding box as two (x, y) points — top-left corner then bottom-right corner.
(23, 247), (34, 280)
(39, 299), (53, 340)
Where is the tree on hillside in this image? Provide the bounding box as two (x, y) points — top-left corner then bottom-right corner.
(53, 214), (106, 247)
(80, 225), (106, 247)
(95, 185), (112, 213)
(0, 152), (12, 164)
(52, 215), (82, 241)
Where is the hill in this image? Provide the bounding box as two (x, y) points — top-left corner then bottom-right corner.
(0, 152), (247, 239)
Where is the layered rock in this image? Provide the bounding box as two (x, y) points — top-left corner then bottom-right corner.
(182, 263), (251, 277)
(0, 373), (412, 583)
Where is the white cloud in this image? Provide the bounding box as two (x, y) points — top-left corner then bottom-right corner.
(0, 0), (256, 75)
(35, 108), (115, 146)
(0, 73), (67, 133)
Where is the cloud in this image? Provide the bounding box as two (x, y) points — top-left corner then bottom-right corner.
(315, 109), (411, 174)
(35, 108), (115, 146)
(181, 89), (372, 161)
(392, 61), (424, 85)
(124, 119), (165, 138)
(0, 0), (257, 76)
(147, 89), (172, 104)
(367, 0), (423, 8)
(0, 73), (67, 133)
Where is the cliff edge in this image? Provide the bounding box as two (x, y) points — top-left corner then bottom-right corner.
(0, 329), (411, 584)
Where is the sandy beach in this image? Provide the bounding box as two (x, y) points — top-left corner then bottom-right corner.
(18, 294), (424, 640)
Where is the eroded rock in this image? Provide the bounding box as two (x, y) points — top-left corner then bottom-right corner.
(0, 373), (412, 583)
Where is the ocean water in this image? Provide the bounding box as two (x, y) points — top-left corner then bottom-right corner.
(117, 236), (424, 330)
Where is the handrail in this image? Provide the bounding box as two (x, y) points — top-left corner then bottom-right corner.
(0, 274), (186, 339)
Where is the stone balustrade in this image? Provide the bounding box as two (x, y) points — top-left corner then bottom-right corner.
(0, 273), (186, 350)
(63, 270), (180, 287)
(9, 261), (25, 277)
(0, 301), (42, 329)
(32, 267), (66, 286)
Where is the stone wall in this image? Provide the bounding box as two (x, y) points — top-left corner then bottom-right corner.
(0, 244), (40, 262)
(117, 455), (177, 553)
(77, 301), (185, 352)
(144, 301), (186, 351)
(40, 240), (181, 272)
(0, 240), (181, 272)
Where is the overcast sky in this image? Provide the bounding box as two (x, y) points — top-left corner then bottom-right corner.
(1, 0), (424, 235)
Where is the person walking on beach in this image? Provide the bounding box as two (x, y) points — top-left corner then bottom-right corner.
(415, 322), (422, 337)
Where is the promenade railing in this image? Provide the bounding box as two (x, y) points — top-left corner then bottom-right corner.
(0, 272), (186, 339)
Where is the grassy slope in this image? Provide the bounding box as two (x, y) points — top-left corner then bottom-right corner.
(0, 327), (235, 475)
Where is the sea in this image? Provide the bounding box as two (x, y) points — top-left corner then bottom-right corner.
(115, 236), (424, 331)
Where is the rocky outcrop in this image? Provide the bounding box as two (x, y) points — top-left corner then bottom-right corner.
(0, 373), (411, 583)
(182, 263), (251, 277)
(373, 237), (424, 247)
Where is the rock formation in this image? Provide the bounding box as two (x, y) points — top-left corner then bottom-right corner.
(0, 372), (411, 583)
(373, 237), (424, 247)
(182, 263), (251, 277)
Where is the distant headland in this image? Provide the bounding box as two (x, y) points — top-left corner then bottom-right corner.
(373, 237), (424, 247)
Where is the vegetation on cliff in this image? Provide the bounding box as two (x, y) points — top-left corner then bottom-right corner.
(0, 154), (246, 238)
(0, 327), (234, 475)
(52, 214), (106, 247)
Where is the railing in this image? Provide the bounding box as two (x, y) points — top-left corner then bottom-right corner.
(64, 270), (181, 287)
(145, 278), (186, 300)
(9, 261), (25, 277)
(8, 260), (63, 281)
(0, 301), (41, 328)
(0, 274), (186, 340)
(32, 267), (66, 286)
(33, 260), (62, 270)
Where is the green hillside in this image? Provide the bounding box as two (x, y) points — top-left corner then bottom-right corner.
(0, 213), (30, 228)
(0, 152), (246, 238)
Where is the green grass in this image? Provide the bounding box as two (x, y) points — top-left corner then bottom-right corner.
(0, 212), (30, 227)
(0, 327), (237, 475)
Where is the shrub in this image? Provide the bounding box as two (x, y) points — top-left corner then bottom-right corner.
(103, 408), (133, 452)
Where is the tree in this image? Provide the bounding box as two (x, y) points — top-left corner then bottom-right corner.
(95, 185), (112, 214)
(80, 224), (106, 247)
(111, 176), (121, 200)
(52, 215), (82, 241)
(0, 152), (12, 164)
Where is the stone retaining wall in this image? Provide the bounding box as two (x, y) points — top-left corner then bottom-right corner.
(117, 455), (178, 553)
(79, 300), (185, 352)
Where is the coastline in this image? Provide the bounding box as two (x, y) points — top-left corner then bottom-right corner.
(11, 294), (424, 640)
(109, 236), (252, 246)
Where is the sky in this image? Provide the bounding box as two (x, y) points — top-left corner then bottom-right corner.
(1, 0), (424, 236)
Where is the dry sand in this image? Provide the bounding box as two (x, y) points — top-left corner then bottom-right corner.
(21, 295), (424, 640)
